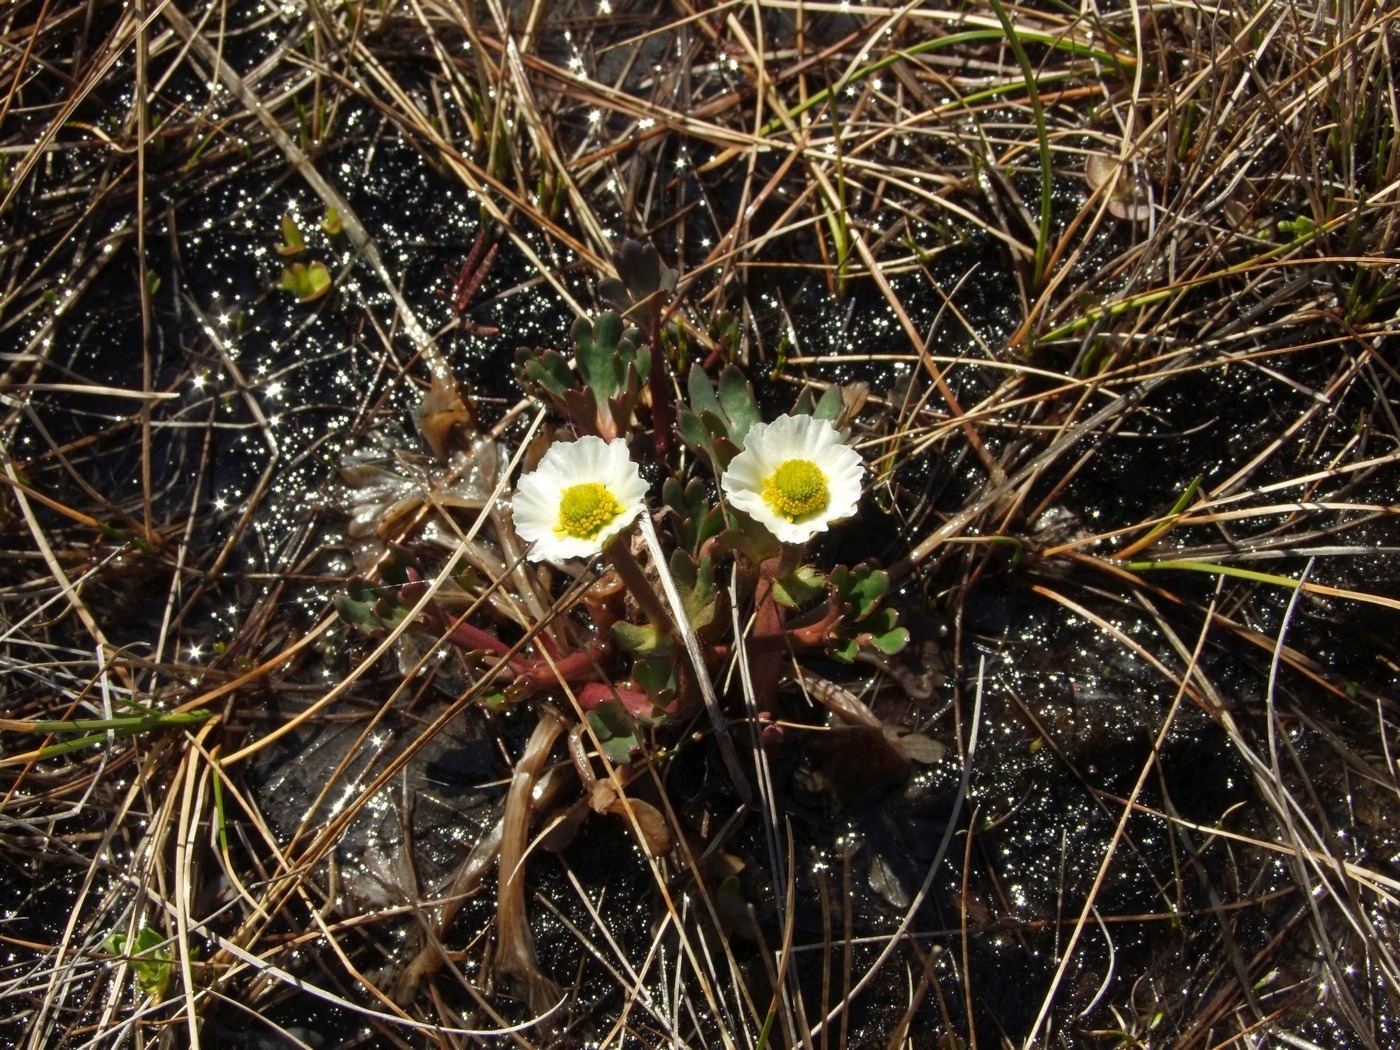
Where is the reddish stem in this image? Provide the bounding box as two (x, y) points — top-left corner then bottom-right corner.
(647, 313), (674, 460)
(510, 632), (615, 699)
(748, 555), (786, 703)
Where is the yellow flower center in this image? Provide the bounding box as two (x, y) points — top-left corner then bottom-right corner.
(555, 482), (624, 540)
(762, 459), (829, 521)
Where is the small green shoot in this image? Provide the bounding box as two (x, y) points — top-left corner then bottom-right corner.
(276, 213), (305, 256)
(1114, 476), (1202, 559)
(276, 261), (332, 302)
(825, 564), (909, 662)
(514, 311), (651, 440)
(1276, 214), (1319, 239)
(104, 926), (174, 1000)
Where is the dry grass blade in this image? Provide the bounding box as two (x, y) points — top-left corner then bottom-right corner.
(3, 0), (1398, 1047)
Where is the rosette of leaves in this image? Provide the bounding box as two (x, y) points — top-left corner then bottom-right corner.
(662, 476), (726, 556)
(676, 362), (759, 473)
(335, 545), (422, 637)
(824, 564), (909, 662)
(599, 239), (680, 456)
(597, 239), (677, 343)
(594, 549), (721, 761)
(514, 311), (650, 440)
(104, 927), (174, 1000)
(679, 367), (848, 474)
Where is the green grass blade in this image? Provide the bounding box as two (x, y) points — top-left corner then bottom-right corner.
(986, 0), (1054, 291)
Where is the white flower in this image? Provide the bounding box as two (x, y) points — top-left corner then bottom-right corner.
(512, 436), (647, 561)
(721, 414), (863, 544)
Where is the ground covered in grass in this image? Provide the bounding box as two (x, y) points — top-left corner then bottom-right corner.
(2, 1), (1398, 1047)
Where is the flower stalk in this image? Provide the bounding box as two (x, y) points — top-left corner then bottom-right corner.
(603, 531), (674, 636)
(745, 543), (806, 703)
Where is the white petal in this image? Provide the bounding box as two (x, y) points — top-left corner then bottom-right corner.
(562, 435), (604, 477)
(510, 436), (647, 562)
(719, 413), (864, 544)
(512, 468), (565, 544)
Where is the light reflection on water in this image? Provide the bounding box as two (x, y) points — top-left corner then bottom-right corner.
(10, 4), (1395, 1040)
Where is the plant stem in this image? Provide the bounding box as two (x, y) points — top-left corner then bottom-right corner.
(748, 545), (803, 704)
(647, 317), (675, 460)
(987, 0), (1054, 292)
(604, 529), (674, 634)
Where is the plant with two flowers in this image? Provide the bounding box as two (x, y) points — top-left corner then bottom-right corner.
(336, 240), (920, 1011)
(506, 252), (911, 759)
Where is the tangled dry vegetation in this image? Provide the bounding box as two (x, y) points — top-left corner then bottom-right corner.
(2, 0), (1398, 1046)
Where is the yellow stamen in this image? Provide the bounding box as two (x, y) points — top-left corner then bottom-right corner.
(762, 459), (829, 521)
(555, 482), (624, 540)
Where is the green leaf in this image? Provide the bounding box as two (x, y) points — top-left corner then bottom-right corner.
(597, 275), (626, 309)
(336, 577), (410, 635)
(632, 340), (652, 382)
(814, 384), (843, 422)
(663, 476), (706, 526)
(275, 261), (332, 302)
(481, 687), (511, 709)
(668, 547), (697, 591)
(277, 213), (305, 256)
(828, 636), (859, 663)
(605, 356), (647, 431)
(831, 564), (890, 620)
(587, 701), (641, 765)
(686, 362), (724, 418)
(865, 607), (898, 633)
(697, 409), (742, 469)
(711, 311), (740, 362)
(380, 545), (422, 588)
(825, 563), (908, 659)
(772, 565), (825, 608)
(718, 365), (760, 444)
(633, 658), (677, 707)
(301, 261), (330, 299)
(8, 703), (214, 762)
(104, 927), (173, 1000)
(612, 620), (670, 656)
(514, 347), (574, 401)
(661, 476), (686, 515)
(320, 206), (343, 236)
(714, 509), (781, 564)
(665, 477), (725, 554)
(601, 239), (677, 332)
(695, 505), (726, 551)
(684, 553), (719, 629)
(870, 625), (910, 655)
(1277, 214), (1319, 238)
(677, 410), (709, 455)
(574, 312), (626, 400)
